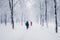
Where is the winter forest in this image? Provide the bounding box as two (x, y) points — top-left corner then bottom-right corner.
(0, 0), (60, 40)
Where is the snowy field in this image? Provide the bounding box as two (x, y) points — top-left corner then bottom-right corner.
(0, 22), (60, 40)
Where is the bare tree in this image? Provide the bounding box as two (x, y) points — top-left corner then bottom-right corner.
(1, 15), (2, 24)
(4, 14), (7, 25)
(45, 0), (48, 27)
(9, 0), (14, 29)
(54, 0), (58, 33)
(40, 2), (44, 26)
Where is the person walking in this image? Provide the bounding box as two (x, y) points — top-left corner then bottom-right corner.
(25, 21), (29, 29)
(30, 21), (32, 26)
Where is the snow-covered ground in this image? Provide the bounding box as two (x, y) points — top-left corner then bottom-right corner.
(0, 22), (60, 40)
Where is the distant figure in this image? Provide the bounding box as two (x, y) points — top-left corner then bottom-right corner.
(30, 21), (32, 26)
(25, 21), (29, 29)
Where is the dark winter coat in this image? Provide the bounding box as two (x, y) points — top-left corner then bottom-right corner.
(25, 21), (29, 29)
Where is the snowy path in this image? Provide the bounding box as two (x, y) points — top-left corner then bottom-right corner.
(0, 23), (60, 40)
(23, 23), (57, 40)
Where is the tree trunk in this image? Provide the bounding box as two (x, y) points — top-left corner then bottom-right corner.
(1, 15), (2, 24)
(45, 0), (48, 27)
(54, 0), (58, 33)
(9, 0), (14, 29)
(5, 14), (7, 25)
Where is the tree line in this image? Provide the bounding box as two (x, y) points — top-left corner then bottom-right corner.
(0, 0), (59, 33)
